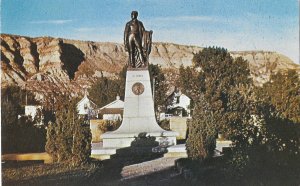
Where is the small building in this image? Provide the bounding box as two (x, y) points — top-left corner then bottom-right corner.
(96, 96), (124, 121)
(161, 88), (191, 120)
(24, 105), (44, 125)
(77, 94), (97, 117)
(25, 105), (43, 120)
(90, 96), (124, 142)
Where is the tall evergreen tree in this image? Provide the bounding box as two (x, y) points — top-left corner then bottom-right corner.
(186, 95), (217, 160)
(45, 96), (91, 164)
(72, 120), (92, 166)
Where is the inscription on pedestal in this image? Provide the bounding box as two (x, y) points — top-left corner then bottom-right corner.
(132, 75), (144, 78)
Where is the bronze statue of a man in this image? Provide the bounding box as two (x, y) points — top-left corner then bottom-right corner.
(124, 11), (147, 68)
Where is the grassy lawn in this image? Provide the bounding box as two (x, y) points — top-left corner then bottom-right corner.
(2, 152), (183, 186)
(2, 160), (103, 186)
(3, 154), (299, 186)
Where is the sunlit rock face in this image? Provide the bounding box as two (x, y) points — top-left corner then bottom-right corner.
(1, 34), (299, 99)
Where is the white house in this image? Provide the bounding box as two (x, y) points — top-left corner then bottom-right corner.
(170, 93), (191, 114)
(161, 88), (191, 120)
(24, 105), (43, 122)
(96, 96), (124, 121)
(77, 94), (97, 116)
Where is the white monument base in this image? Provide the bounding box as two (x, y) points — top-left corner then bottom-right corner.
(101, 69), (178, 148)
(102, 131), (177, 148)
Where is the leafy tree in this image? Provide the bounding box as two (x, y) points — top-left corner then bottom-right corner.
(1, 85), (38, 107)
(149, 64), (168, 112)
(227, 71), (300, 179)
(178, 47), (299, 183)
(178, 65), (201, 100)
(1, 85), (34, 130)
(179, 47), (255, 160)
(1, 85), (44, 154)
(88, 66), (126, 107)
(1, 99), (19, 129)
(262, 70), (300, 123)
(89, 77), (124, 107)
(18, 116), (46, 152)
(254, 70), (300, 165)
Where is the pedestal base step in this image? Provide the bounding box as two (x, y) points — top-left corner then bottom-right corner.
(91, 143), (116, 160)
(164, 144), (188, 158)
(216, 140), (233, 152)
(102, 131), (178, 148)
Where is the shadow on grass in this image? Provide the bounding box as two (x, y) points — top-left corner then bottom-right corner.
(119, 166), (187, 186)
(173, 155), (300, 186)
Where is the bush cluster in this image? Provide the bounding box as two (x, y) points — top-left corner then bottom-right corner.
(98, 120), (121, 133)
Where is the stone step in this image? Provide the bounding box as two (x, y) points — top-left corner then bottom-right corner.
(216, 140), (233, 152)
(91, 142), (117, 160)
(164, 152), (188, 158)
(91, 148), (117, 160)
(164, 144), (188, 158)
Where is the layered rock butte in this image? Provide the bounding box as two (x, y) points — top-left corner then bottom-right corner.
(1, 34), (299, 100)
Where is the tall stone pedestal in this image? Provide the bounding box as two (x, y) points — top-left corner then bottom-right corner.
(101, 69), (178, 148)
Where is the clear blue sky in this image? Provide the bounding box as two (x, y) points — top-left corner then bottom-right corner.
(2, 0), (299, 63)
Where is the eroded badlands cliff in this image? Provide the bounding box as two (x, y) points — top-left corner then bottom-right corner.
(1, 34), (299, 99)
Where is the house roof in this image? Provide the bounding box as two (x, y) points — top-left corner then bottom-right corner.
(77, 94), (97, 107)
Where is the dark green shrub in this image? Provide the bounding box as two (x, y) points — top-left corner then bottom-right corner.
(72, 121), (92, 166)
(186, 100), (216, 160)
(98, 120), (121, 133)
(45, 96), (91, 165)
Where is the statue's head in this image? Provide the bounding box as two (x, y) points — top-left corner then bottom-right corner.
(131, 11), (138, 19)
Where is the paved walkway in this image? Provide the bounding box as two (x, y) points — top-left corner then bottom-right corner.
(119, 157), (187, 186)
(121, 157), (180, 180)
(90, 142), (188, 185)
